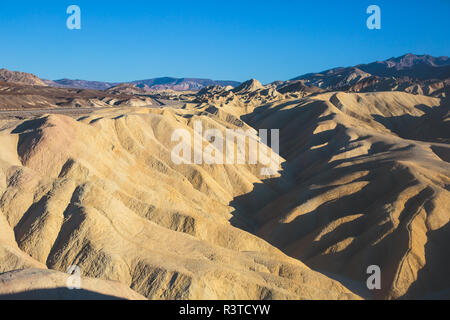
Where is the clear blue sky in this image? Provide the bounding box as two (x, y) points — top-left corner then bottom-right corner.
(0, 0), (448, 83)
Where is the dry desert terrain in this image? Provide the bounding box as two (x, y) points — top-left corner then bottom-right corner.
(0, 79), (449, 300)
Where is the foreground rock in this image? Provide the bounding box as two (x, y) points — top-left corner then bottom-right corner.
(0, 269), (145, 300)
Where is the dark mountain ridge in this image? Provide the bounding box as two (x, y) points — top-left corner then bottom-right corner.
(46, 77), (240, 92)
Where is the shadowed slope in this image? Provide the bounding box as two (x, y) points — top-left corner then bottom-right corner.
(240, 91), (450, 299)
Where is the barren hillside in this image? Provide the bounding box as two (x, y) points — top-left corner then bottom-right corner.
(0, 81), (448, 300)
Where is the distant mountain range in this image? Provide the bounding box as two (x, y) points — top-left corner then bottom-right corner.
(131, 78), (240, 91)
(44, 77), (241, 92)
(294, 54), (450, 83)
(0, 68), (47, 87)
(1, 53), (448, 95)
(291, 54), (450, 94)
(43, 79), (118, 91)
